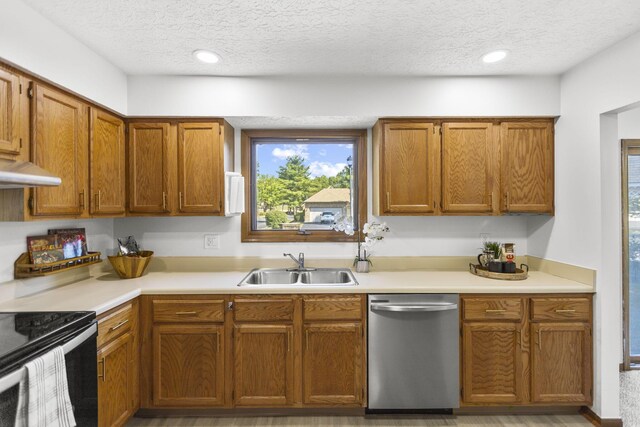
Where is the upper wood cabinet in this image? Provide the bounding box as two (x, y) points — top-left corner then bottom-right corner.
(441, 122), (496, 213)
(31, 84), (88, 216)
(0, 67), (21, 155)
(373, 118), (555, 216)
(127, 120), (233, 217)
(501, 121), (554, 214)
(177, 122), (222, 214)
(128, 122), (171, 214)
(90, 109), (125, 215)
(374, 121), (439, 214)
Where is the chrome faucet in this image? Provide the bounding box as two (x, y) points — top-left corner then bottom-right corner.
(283, 252), (305, 270)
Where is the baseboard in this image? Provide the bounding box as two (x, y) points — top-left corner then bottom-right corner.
(580, 406), (624, 427)
(135, 407), (365, 418)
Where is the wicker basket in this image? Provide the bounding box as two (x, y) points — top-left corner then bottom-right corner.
(108, 251), (154, 279)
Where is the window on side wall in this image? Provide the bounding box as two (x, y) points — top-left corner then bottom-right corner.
(241, 130), (367, 243)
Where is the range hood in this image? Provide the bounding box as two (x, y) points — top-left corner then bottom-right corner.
(0, 158), (61, 189)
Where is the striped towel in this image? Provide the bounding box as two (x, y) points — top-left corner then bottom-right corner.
(14, 346), (76, 427)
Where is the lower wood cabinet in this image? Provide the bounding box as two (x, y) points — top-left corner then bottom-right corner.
(97, 332), (132, 427)
(97, 299), (139, 427)
(531, 322), (591, 403)
(460, 294), (592, 407)
(152, 324), (225, 407)
(462, 322), (525, 404)
(303, 322), (363, 405)
(233, 324), (294, 406)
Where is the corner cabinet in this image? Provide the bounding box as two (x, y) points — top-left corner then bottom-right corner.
(460, 294), (592, 407)
(90, 108), (126, 215)
(373, 118), (555, 216)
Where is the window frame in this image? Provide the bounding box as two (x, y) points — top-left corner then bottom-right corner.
(241, 129), (367, 243)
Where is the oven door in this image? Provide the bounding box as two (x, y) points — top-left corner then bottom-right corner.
(0, 322), (98, 426)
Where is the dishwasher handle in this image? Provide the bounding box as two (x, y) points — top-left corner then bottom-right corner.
(370, 302), (458, 313)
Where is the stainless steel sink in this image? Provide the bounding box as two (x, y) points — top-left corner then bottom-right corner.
(238, 268), (358, 287)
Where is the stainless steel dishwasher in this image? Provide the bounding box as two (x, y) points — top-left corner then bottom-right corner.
(368, 294), (459, 411)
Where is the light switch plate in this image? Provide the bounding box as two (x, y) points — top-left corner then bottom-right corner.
(204, 234), (220, 249)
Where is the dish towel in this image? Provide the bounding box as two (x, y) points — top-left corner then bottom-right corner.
(14, 346), (76, 427)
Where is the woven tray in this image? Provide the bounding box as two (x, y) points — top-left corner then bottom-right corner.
(469, 263), (529, 281)
(14, 251), (102, 279)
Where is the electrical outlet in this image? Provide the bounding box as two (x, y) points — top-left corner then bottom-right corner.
(204, 234), (220, 249)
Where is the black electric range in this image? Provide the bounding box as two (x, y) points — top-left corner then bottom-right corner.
(0, 311), (98, 426)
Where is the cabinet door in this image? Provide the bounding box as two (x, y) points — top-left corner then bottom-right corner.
(32, 84), (88, 216)
(152, 324), (225, 407)
(531, 322), (591, 404)
(234, 324), (294, 406)
(303, 322), (363, 405)
(97, 332), (132, 427)
(128, 123), (171, 213)
(90, 109), (125, 215)
(381, 122), (438, 214)
(462, 322), (525, 404)
(0, 68), (20, 155)
(442, 122), (495, 213)
(177, 122), (222, 214)
(501, 121), (554, 213)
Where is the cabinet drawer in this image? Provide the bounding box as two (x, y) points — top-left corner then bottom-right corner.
(463, 297), (523, 321)
(98, 302), (133, 348)
(152, 299), (225, 323)
(303, 295), (362, 321)
(234, 297), (294, 322)
(531, 297), (590, 321)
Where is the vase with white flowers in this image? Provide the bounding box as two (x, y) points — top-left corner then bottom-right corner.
(333, 218), (390, 273)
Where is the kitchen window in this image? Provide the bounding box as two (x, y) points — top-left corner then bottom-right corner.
(241, 129), (367, 242)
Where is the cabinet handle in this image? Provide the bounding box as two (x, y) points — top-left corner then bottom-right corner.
(108, 319), (129, 332)
(555, 309), (576, 313)
(95, 191), (101, 211)
(538, 329), (542, 350)
(488, 193), (493, 208)
(517, 329), (523, 348)
(162, 192), (167, 211)
(287, 330), (291, 352)
(79, 190), (85, 209)
(505, 192), (510, 210)
(305, 330), (309, 351)
(98, 356), (106, 381)
(175, 311), (197, 316)
(179, 192), (183, 211)
(386, 192), (390, 211)
(485, 309), (506, 313)
(216, 331), (220, 354)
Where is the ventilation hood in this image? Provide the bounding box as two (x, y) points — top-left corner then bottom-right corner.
(0, 158), (62, 189)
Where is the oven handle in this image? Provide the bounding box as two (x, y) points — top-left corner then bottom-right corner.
(370, 302), (458, 312)
(0, 322), (97, 394)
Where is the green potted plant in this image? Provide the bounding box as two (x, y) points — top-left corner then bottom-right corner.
(484, 241), (503, 273)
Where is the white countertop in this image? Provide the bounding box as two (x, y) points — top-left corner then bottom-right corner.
(0, 270), (594, 316)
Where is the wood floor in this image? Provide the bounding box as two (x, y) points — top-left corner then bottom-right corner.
(126, 414), (593, 426)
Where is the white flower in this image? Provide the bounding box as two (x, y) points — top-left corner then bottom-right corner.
(362, 223), (370, 234)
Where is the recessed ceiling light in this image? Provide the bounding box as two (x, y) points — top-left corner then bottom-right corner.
(193, 49), (220, 64)
(482, 50), (509, 64)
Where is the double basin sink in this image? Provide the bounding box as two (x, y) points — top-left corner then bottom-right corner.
(238, 268), (358, 287)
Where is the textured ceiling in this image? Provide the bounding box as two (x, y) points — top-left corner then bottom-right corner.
(22, 0), (640, 76)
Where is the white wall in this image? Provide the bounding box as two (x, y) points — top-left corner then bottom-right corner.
(619, 107), (640, 138)
(128, 75), (559, 117)
(527, 31), (640, 419)
(0, 0), (128, 113)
